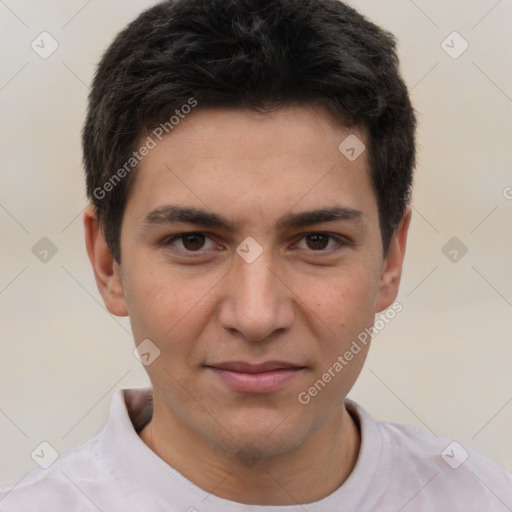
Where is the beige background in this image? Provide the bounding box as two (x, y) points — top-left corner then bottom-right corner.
(0, 0), (511, 483)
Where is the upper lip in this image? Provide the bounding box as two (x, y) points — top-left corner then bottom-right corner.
(206, 361), (305, 373)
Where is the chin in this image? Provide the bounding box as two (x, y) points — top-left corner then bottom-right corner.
(205, 414), (313, 462)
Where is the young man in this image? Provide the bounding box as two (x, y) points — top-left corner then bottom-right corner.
(1, 0), (511, 509)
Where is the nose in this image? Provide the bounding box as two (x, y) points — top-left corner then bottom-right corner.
(218, 250), (295, 342)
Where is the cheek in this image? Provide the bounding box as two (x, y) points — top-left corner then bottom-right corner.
(119, 238), (235, 377)
(123, 261), (222, 357)
(295, 263), (380, 334)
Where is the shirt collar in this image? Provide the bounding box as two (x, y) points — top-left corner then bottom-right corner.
(98, 387), (387, 510)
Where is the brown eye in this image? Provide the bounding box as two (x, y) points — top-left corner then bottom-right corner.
(305, 233), (330, 250)
(181, 233), (206, 251)
(164, 232), (219, 255)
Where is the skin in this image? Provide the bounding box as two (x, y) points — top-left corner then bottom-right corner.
(84, 105), (411, 505)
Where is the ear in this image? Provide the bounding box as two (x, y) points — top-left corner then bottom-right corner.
(375, 206), (411, 312)
(83, 205), (128, 317)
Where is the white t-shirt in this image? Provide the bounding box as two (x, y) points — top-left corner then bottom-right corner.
(1, 387), (511, 511)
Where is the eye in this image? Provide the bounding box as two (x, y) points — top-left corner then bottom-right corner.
(165, 232), (216, 252)
(295, 233), (345, 251)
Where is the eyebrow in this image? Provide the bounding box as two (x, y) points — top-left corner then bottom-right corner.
(142, 205), (363, 231)
(276, 206), (362, 230)
(143, 206), (233, 229)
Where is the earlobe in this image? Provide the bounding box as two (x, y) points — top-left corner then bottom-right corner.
(83, 205), (129, 317)
(375, 206), (412, 312)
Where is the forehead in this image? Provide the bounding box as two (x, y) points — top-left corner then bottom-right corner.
(125, 105), (377, 227)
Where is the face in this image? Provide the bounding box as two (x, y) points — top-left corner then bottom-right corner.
(87, 105), (408, 459)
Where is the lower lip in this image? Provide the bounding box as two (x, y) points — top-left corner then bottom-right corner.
(207, 367), (304, 393)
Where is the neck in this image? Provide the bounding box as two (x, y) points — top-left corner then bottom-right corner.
(138, 397), (360, 505)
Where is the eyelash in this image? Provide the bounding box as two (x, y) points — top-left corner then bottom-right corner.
(163, 231), (349, 254)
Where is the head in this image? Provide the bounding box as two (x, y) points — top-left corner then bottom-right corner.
(84, 0), (415, 461)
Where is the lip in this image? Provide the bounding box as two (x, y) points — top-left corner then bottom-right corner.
(205, 361), (306, 393)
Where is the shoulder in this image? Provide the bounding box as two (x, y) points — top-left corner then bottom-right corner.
(0, 435), (122, 511)
(347, 400), (512, 511)
(394, 422), (510, 504)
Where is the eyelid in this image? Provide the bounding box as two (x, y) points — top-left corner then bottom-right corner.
(293, 231), (353, 254)
(164, 231), (218, 252)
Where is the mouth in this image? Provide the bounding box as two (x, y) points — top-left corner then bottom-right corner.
(204, 361), (307, 393)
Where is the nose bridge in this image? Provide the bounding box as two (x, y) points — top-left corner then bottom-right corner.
(238, 254), (276, 307)
(220, 247), (293, 341)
